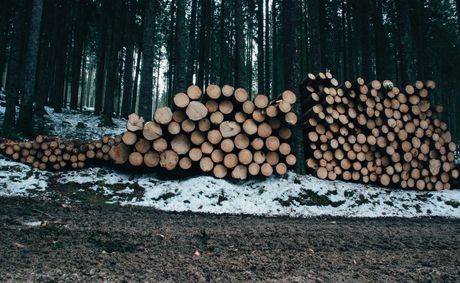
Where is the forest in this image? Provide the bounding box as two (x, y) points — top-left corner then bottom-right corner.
(0, 0), (459, 147)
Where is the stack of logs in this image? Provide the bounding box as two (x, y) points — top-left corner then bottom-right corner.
(0, 135), (116, 170)
(302, 72), (459, 190)
(104, 84), (298, 180)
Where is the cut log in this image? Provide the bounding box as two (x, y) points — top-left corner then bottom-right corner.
(254, 94), (269, 109)
(173, 92), (190, 108)
(167, 121), (181, 135)
(186, 101), (208, 121)
(234, 134), (250, 149)
(189, 148), (203, 161)
(144, 151), (160, 167)
(191, 130), (205, 145)
(122, 131), (137, 145)
(129, 152), (143, 166)
(242, 119), (258, 135)
(135, 138), (151, 154)
(222, 85), (235, 97)
(210, 111), (224, 124)
(238, 149), (253, 165)
(179, 156), (193, 170)
(200, 157), (214, 172)
(206, 84), (221, 99)
(219, 100), (234, 114)
(127, 113), (144, 132)
(207, 129), (223, 145)
(154, 107), (173, 125)
(143, 121), (162, 140)
(187, 85), (202, 100)
(213, 164), (228, 178)
(281, 90), (296, 104)
(231, 165), (248, 180)
(220, 121), (241, 138)
(221, 139), (235, 153)
(109, 143), (130, 164)
(160, 150), (179, 170)
(223, 153), (238, 168)
(265, 136), (280, 151)
(171, 134), (190, 155)
(153, 138), (168, 152)
(261, 163), (273, 177)
(205, 100), (219, 113)
(234, 88), (249, 102)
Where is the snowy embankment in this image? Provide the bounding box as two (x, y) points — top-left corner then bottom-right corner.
(0, 155), (459, 218)
(0, 99), (459, 218)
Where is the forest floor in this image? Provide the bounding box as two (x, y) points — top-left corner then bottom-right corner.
(1, 197), (460, 282)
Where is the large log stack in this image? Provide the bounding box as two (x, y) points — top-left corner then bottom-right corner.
(111, 84), (298, 179)
(0, 84), (298, 180)
(302, 72), (459, 190)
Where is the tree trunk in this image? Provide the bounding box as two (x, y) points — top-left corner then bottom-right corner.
(138, 0), (157, 120)
(4, 0), (28, 131)
(80, 45), (87, 111)
(69, 1), (85, 110)
(358, 0), (372, 80)
(102, 0), (121, 125)
(0, 1), (12, 89)
(264, 0), (270, 96)
(94, 1), (108, 115)
(121, 0), (135, 118)
(234, 0), (247, 88)
(197, 0), (210, 89)
(308, 0), (321, 72)
(372, 0), (385, 80)
(186, 0), (198, 85)
(17, 0), (44, 136)
(173, 0), (187, 95)
(281, 0), (305, 174)
(258, 0), (267, 93)
(395, 0), (417, 84)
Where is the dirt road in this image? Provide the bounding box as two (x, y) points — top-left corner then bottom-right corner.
(0, 197), (459, 282)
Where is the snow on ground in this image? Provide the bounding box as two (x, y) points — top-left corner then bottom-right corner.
(0, 93), (459, 218)
(0, 155), (459, 218)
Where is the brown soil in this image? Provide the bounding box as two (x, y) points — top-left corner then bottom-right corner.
(0, 197), (459, 282)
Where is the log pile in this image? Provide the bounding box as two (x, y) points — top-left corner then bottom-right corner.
(302, 72), (459, 190)
(112, 84), (298, 179)
(0, 135), (116, 170)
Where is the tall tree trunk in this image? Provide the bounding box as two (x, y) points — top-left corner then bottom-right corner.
(234, 0), (247, 88)
(121, 0), (135, 118)
(410, 0), (426, 80)
(167, 0), (176, 103)
(173, 0), (187, 95)
(132, 47), (141, 113)
(4, 0), (28, 131)
(186, 0), (198, 85)
(17, 0), (44, 136)
(219, 0), (228, 85)
(358, 0), (372, 80)
(138, 0), (157, 120)
(372, 0), (385, 80)
(103, 0), (121, 125)
(80, 45), (87, 111)
(0, 1), (12, 89)
(50, 2), (69, 113)
(257, 0), (264, 94)
(264, 0), (270, 96)
(70, 1), (85, 110)
(94, 1), (107, 115)
(281, 0), (305, 174)
(197, 0), (210, 89)
(308, 0), (321, 71)
(395, 0), (417, 84)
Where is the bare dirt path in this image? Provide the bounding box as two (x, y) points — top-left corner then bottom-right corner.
(0, 197), (459, 282)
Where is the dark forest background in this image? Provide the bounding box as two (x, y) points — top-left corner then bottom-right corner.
(0, 0), (459, 145)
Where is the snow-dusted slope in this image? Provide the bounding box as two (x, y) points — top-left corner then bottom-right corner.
(1, 155), (459, 218)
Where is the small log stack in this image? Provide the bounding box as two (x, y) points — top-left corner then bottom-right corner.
(301, 71), (459, 190)
(111, 84), (298, 179)
(0, 135), (116, 170)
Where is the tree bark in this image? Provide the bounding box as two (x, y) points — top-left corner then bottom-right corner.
(121, 0), (135, 118)
(138, 0), (157, 120)
(17, 0), (44, 136)
(186, 0), (198, 85)
(234, 0), (247, 88)
(173, 0), (187, 95)
(94, 0), (108, 115)
(281, 0), (305, 174)
(308, 0), (321, 72)
(395, 0), (417, 84)
(4, 0), (27, 131)
(69, 0), (85, 110)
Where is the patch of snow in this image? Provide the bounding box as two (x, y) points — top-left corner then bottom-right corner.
(23, 221), (42, 227)
(0, 158), (48, 197)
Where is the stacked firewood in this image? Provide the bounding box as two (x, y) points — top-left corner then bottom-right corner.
(0, 135), (115, 170)
(104, 84), (298, 179)
(302, 72), (459, 190)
